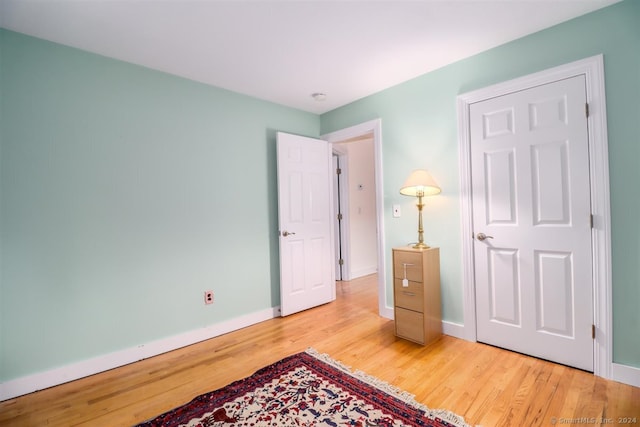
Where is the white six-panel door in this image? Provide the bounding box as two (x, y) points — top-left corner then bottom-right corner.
(277, 132), (335, 316)
(471, 75), (594, 371)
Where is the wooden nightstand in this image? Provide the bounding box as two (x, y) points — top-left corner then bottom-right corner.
(392, 246), (442, 345)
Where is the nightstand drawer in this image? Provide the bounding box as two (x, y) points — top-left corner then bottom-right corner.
(393, 279), (424, 312)
(395, 307), (425, 344)
(393, 251), (423, 282)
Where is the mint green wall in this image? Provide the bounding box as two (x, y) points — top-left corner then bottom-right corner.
(321, 0), (640, 368)
(0, 29), (319, 381)
(2, 0), (639, 384)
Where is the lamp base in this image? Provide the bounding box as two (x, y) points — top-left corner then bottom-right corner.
(412, 242), (430, 250)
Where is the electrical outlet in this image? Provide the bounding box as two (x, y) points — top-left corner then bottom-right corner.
(204, 290), (214, 305)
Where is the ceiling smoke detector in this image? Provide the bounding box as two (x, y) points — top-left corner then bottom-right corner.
(311, 93), (327, 101)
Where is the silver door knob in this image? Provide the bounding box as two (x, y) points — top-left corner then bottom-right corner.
(476, 232), (494, 241)
(281, 231), (296, 237)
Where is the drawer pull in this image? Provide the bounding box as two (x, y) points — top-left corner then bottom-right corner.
(402, 291), (416, 297)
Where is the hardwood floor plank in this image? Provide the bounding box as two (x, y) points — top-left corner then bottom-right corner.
(1, 274), (638, 426)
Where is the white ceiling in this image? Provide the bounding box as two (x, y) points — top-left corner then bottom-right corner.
(0, 0), (621, 114)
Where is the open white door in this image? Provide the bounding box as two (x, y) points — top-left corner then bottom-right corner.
(277, 132), (335, 316)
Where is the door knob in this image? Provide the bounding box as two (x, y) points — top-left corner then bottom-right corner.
(476, 232), (494, 241)
(281, 231), (296, 237)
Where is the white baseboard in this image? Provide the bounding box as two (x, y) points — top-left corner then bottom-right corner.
(350, 266), (378, 280)
(612, 362), (640, 388)
(440, 322), (640, 388)
(4, 309), (638, 402)
(380, 305), (394, 320)
(0, 307), (280, 401)
(442, 320), (467, 340)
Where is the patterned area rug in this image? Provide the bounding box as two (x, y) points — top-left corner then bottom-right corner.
(135, 348), (469, 427)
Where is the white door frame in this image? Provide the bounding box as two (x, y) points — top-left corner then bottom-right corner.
(457, 55), (612, 379)
(323, 119), (392, 319)
(332, 148), (351, 280)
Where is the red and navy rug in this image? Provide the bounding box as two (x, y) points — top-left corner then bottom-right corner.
(135, 348), (469, 427)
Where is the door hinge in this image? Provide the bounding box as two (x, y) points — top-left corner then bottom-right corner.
(336, 167), (342, 175)
(585, 103), (590, 118)
(592, 324), (596, 339)
(338, 258), (344, 265)
(590, 214), (594, 229)
(337, 213), (343, 221)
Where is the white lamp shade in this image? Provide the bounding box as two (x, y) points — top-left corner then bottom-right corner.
(399, 170), (441, 196)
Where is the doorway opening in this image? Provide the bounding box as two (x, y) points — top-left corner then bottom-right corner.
(332, 132), (377, 283)
(323, 119), (391, 319)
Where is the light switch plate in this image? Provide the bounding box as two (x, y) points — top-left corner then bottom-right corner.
(392, 205), (401, 218)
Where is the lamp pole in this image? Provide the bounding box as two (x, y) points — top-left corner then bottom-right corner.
(414, 190), (429, 249)
(399, 170), (440, 250)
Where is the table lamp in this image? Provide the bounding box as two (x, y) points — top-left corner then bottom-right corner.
(400, 170), (441, 249)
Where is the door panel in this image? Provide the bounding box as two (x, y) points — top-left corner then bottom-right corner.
(471, 75), (593, 371)
(485, 149), (517, 224)
(532, 141), (570, 224)
(487, 247), (520, 326)
(277, 132), (335, 316)
(535, 250), (574, 336)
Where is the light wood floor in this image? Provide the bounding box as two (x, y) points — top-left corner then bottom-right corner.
(1, 274), (638, 426)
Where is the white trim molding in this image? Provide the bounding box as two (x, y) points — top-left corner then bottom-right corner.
(442, 321), (466, 340)
(332, 146), (351, 281)
(0, 307), (279, 401)
(322, 119), (392, 319)
(456, 55), (613, 380)
(612, 363), (640, 388)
